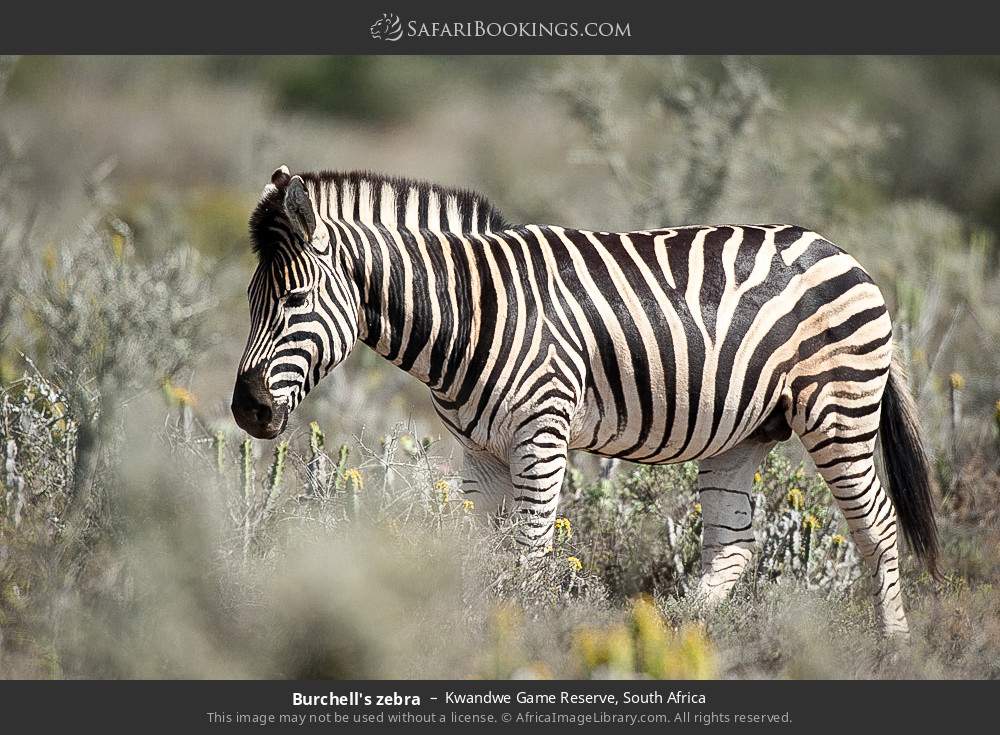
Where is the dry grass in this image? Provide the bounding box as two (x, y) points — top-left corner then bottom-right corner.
(3, 383), (999, 679)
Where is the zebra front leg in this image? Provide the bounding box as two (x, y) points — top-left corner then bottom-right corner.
(695, 440), (775, 606)
(508, 426), (569, 559)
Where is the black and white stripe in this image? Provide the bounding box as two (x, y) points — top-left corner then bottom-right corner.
(233, 167), (938, 637)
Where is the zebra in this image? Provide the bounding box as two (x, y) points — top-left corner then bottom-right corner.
(232, 165), (939, 638)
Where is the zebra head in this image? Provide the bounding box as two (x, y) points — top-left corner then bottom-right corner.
(232, 166), (360, 439)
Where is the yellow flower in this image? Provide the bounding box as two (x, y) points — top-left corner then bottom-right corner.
(786, 487), (805, 511)
(434, 478), (450, 503)
(111, 232), (126, 260)
(566, 556), (583, 572)
(574, 624), (635, 675)
(831, 534), (846, 546)
(343, 467), (364, 491)
(692, 502), (702, 515)
(309, 421), (325, 453)
(660, 623), (717, 680)
(554, 517), (573, 541)
(632, 597), (717, 680)
(949, 372), (965, 391)
(42, 245), (57, 274)
(399, 433), (419, 455)
(161, 379), (197, 407)
(462, 499), (475, 513)
(174, 386), (196, 406)
(803, 513), (820, 531)
(754, 472), (763, 485)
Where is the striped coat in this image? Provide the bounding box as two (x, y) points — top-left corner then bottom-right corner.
(233, 167), (938, 637)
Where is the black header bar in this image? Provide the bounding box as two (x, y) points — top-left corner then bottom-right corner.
(1, 1), (999, 54)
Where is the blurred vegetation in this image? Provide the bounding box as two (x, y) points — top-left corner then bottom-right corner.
(8, 55), (999, 232)
(1, 54), (999, 679)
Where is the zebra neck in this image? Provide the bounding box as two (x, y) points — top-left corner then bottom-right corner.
(307, 172), (505, 236)
(300, 171), (508, 397)
(356, 227), (483, 398)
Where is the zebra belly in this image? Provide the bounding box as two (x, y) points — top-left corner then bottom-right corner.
(568, 362), (786, 465)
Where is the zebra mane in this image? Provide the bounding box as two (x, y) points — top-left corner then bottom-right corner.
(249, 170), (509, 258)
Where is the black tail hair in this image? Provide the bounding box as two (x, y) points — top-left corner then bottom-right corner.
(879, 356), (940, 580)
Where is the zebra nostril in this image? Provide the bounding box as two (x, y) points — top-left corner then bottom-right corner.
(250, 403), (272, 425)
(232, 365), (278, 434)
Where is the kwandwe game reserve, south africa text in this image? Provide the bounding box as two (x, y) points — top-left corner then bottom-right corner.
(0, 2), (999, 733)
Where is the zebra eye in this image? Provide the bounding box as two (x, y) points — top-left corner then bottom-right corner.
(284, 291), (309, 309)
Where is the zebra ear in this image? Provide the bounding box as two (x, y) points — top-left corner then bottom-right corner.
(283, 175), (317, 241)
(271, 165), (291, 187)
(259, 165), (290, 201)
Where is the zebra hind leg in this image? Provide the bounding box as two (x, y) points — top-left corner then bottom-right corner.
(801, 422), (910, 639)
(695, 439), (775, 606)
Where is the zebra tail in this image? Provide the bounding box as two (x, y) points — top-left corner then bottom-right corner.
(879, 355), (941, 581)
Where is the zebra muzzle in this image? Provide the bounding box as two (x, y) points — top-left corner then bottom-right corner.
(231, 365), (289, 439)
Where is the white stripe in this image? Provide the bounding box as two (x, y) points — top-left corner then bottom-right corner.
(445, 195), (462, 233)
(405, 187), (421, 230)
(358, 180), (374, 226)
(379, 183), (397, 229)
(427, 192), (441, 232)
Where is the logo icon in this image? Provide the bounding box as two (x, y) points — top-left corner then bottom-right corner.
(370, 13), (403, 42)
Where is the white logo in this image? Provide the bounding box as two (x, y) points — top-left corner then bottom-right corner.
(370, 12), (403, 41)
